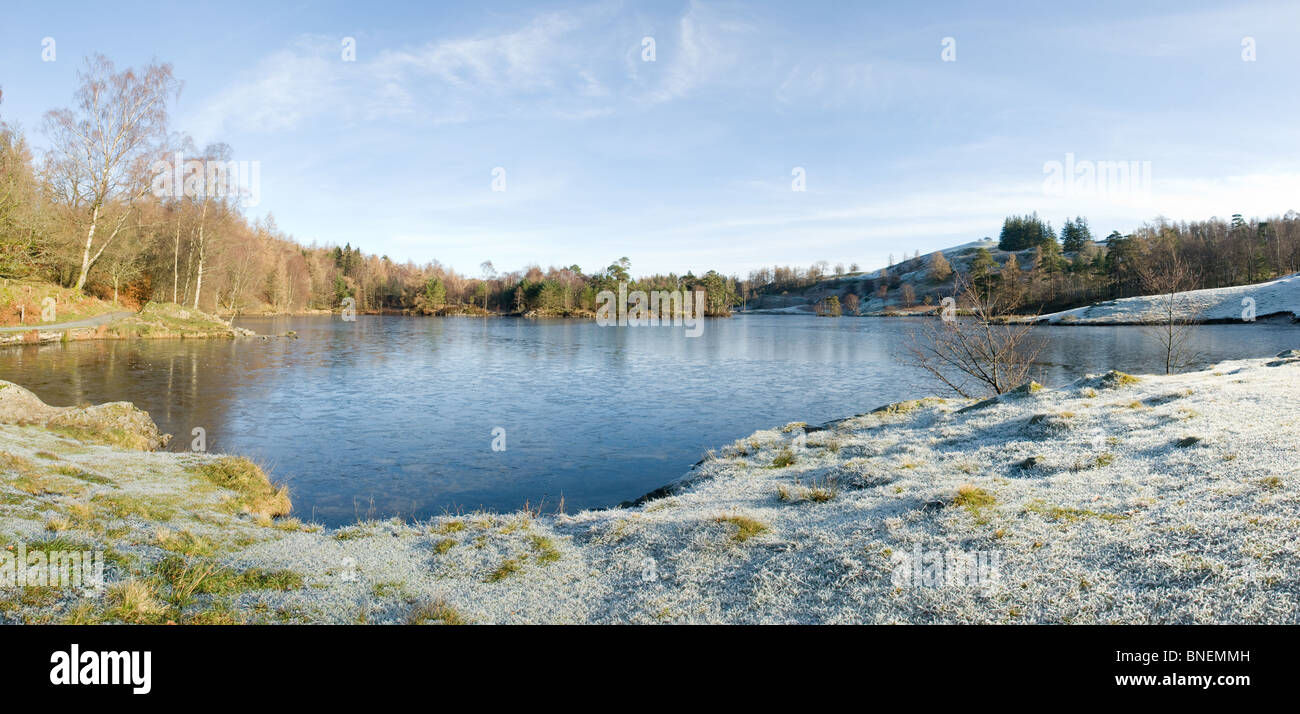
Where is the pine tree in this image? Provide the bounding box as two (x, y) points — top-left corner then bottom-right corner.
(1074, 216), (1093, 247)
(1034, 239), (1064, 275)
(1060, 218), (1078, 252)
(970, 247), (996, 290)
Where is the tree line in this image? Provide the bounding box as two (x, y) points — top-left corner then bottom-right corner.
(972, 211), (1300, 313)
(744, 210), (1300, 316)
(0, 56), (743, 319)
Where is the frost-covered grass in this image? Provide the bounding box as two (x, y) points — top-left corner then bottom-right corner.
(5, 353), (1300, 623)
(1036, 272), (1300, 324)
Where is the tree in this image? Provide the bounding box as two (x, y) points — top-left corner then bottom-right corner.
(969, 247), (996, 290)
(1061, 216), (1091, 253)
(42, 55), (180, 291)
(103, 240), (145, 304)
(844, 292), (860, 315)
(929, 251), (952, 282)
(1137, 249), (1202, 374)
(1105, 234), (1139, 297)
(998, 213), (1052, 251)
(0, 108), (49, 279)
(480, 260), (497, 310)
(1033, 239), (1064, 277)
(904, 272), (1042, 398)
(187, 142), (235, 310)
(695, 270), (735, 316)
(423, 277), (446, 306)
(900, 283), (916, 307)
(999, 253), (1023, 306)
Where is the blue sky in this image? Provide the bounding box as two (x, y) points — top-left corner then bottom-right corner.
(2, 0), (1299, 276)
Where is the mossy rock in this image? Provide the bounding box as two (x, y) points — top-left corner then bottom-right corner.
(1098, 371), (1141, 389)
(0, 380), (170, 450)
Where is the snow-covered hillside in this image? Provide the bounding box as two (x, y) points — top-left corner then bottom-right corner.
(744, 238), (1002, 314)
(1036, 272), (1300, 325)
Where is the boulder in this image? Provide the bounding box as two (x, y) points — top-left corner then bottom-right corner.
(0, 380), (171, 450)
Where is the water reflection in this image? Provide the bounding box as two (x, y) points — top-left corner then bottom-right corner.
(0, 315), (1294, 525)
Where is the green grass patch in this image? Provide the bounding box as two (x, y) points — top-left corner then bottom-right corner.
(486, 557), (523, 582)
(433, 519), (466, 535)
(371, 581), (408, 599)
(953, 484), (996, 524)
(91, 493), (177, 521)
(51, 465), (114, 485)
(1023, 499), (1130, 523)
(527, 534), (562, 565)
(771, 448), (796, 468)
(407, 598), (465, 625)
(189, 457), (291, 518)
(151, 555), (303, 606)
(714, 514), (769, 543)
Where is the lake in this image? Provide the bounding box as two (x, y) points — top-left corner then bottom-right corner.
(1, 314), (1295, 526)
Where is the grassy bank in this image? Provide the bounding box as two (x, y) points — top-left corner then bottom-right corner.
(0, 279), (122, 328)
(0, 302), (251, 346)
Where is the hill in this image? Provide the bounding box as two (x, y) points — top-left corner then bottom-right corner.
(744, 238), (1013, 315)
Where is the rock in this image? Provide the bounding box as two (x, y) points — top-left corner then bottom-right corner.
(0, 380), (171, 450)
(957, 395), (1001, 414)
(1266, 349), (1300, 367)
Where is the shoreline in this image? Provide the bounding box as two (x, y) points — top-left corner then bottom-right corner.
(4, 350), (1300, 623)
(0, 303), (256, 347)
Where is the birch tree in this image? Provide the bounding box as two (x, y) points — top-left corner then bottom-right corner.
(42, 55), (179, 292)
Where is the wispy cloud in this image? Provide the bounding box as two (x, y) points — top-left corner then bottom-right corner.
(187, 2), (788, 136)
(185, 36), (345, 139)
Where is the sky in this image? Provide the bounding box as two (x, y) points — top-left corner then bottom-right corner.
(2, 0), (1299, 277)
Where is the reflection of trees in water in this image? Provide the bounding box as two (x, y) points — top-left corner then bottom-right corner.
(3, 338), (241, 454)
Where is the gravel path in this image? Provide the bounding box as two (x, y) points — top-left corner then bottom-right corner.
(0, 311), (133, 333)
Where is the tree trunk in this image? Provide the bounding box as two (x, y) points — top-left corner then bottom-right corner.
(192, 202), (209, 310)
(172, 220), (181, 304)
(74, 206), (100, 291)
(193, 244), (204, 310)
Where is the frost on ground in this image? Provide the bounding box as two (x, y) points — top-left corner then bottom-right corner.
(3, 355), (1300, 624)
(1036, 271), (1300, 324)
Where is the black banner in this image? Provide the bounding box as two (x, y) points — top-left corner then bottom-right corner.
(0, 625), (1287, 701)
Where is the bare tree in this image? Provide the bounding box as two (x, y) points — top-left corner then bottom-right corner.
(189, 142), (235, 310)
(1137, 249), (1202, 374)
(905, 272), (1042, 398)
(103, 241), (145, 304)
(43, 55), (180, 291)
